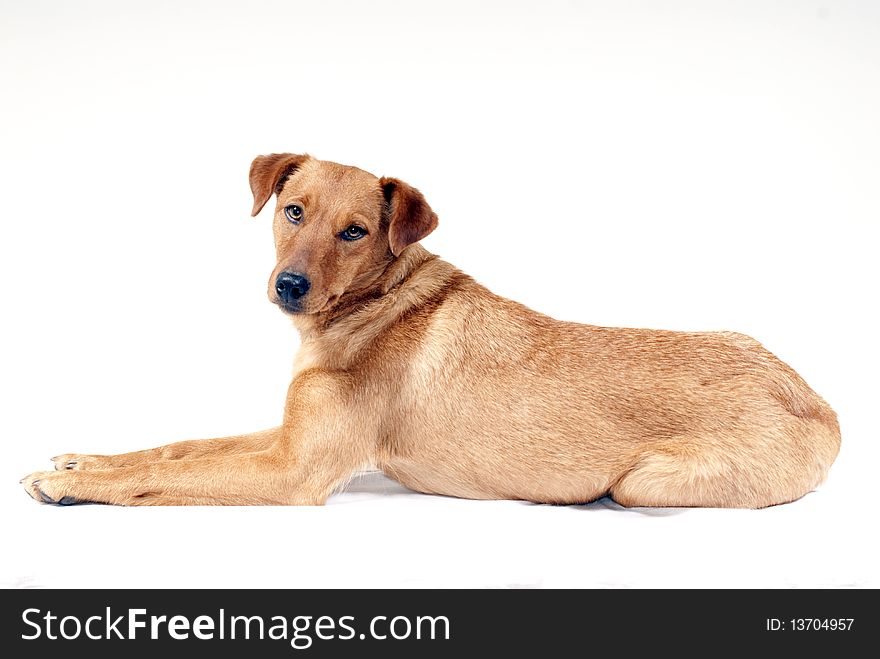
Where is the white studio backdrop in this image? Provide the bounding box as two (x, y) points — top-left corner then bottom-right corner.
(1, 0), (878, 588)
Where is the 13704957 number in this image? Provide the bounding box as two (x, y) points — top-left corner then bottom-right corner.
(790, 619), (854, 631)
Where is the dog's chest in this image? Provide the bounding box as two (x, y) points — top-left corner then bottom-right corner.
(291, 343), (326, 379)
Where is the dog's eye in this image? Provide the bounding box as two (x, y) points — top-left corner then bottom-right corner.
(284, 205), (303, 223)
(340, 225), (368, 241)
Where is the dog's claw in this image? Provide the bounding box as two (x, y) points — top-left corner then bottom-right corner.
(51, 454), (84, 471)
(57, 495), (79, 506)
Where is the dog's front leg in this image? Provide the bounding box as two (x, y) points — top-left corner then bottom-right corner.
(21, 370), (375, 506)
(51, 427), (284, 472)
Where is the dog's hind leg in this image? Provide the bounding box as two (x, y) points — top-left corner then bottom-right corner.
(610, 421), (835, 509)
(609, 444), (762, 509)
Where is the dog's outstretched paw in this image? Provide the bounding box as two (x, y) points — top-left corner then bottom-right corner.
(21, 471), (87, 505)
(21, 471), (58, 503)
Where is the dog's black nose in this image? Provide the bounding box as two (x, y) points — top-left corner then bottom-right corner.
(275, 272), (311, 303)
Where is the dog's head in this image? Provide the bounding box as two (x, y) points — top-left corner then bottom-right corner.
(249, 153), (438, 315)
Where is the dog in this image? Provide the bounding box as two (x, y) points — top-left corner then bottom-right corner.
(21, 153), (840, 507)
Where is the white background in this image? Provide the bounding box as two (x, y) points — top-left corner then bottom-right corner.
(1, 0), (878, 588)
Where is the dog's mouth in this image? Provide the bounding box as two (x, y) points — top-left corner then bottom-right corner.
(276, 301), (304, 315)
(273, 294), (340, 316)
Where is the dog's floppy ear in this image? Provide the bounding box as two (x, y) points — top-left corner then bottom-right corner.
(249, 153), (310, 217)
(380, 177), (439, 257)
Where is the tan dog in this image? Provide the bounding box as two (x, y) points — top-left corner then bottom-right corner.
(22, 154), (840, 507)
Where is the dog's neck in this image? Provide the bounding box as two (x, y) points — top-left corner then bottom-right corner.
(289, 244), (462, 370)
